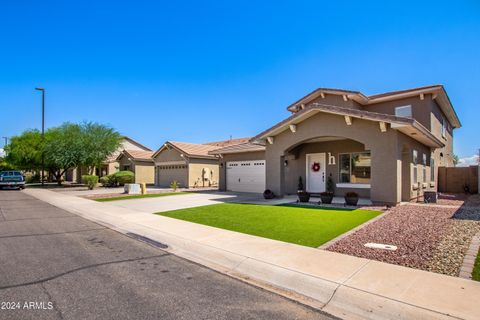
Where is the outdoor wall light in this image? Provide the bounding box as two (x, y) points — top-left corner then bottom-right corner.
(284, 160), (288, 167)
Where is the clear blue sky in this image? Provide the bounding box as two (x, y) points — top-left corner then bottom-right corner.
(1, 1), (479, 157)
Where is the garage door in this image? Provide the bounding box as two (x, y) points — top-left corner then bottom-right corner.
(226, 160), (266, 193)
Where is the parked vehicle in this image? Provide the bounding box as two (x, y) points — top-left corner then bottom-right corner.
(0, 171), (26, 190)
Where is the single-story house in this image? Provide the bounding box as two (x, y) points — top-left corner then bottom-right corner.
(65, 136), (152, 183)
(210, 85), (460, 205)
(116, 149), (155, 184)
(152, 138), (249, 188)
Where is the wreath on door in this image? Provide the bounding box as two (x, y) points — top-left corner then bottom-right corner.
(311, 162), (321, 172)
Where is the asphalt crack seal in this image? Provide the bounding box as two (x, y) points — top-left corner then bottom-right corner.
(126, 232), (169, 249)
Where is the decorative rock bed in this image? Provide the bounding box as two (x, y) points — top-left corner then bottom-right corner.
(327, 194), (480, 277)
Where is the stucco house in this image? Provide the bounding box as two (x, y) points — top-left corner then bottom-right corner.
(152, 138), (249, 188)
(210, 85), (460, 205)
(65, 136), (152, 183)
(116, 149), (155, 184)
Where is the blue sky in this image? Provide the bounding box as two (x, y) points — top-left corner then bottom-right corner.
(1, 1), (479, 158)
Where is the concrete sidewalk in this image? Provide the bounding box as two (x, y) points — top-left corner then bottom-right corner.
(25, 189), (480, 320)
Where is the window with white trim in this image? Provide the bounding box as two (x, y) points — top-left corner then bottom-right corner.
(422, 153), (427, 183)
(442, 117), (447, 138)
(338, 152), (371, 184)
(413, 150), (418, 184)
(430, 156), (435, 182)
(395, 105), (412, 118)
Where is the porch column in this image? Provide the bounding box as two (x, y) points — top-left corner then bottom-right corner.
(265, 148), (284, 197)
(369, 141), (402, 205)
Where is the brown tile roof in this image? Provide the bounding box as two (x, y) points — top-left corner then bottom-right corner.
(209, 142), (266, 155)
(204, 137), (251, 147)
(124, 150), (154, 160)
(367, 85), (442, 99)
(167, 141), (220, 158)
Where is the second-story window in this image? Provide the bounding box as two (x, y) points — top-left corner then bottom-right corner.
(423, 154), (427, 183)
(413, 149), (418, 184)
(395, 105), (412, 118)
(442, 117), (447, 138)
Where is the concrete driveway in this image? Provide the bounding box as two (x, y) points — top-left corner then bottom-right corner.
(103, 192), (273, 213)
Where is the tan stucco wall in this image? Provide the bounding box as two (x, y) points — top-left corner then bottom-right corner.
(134, 164), (155, 184)
(153, 147), (184, 163)
(188, 162), (219, 188)
(264, 112), (402, 205)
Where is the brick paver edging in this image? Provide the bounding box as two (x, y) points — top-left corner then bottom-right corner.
(459, 232), (480, 279)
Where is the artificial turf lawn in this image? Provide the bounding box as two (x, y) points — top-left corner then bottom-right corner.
(157, 203), (381, 247)
(95, 192), (188, 202)
(473, 248), (480, 281)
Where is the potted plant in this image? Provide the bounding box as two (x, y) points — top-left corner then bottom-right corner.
(263, 189), (275, 199)
(297, 176), (310, 202)
(344, 191), (359, 206)
(320, 175), (334, 204)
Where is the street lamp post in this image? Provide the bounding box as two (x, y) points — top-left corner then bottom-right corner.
(35, 88), (45, 186)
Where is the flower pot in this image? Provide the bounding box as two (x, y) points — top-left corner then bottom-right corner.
(320, 193), (334, 204)
(297, 191), (311, 203)
(344, 196), (359, 206)
(263, 189), (275, 199)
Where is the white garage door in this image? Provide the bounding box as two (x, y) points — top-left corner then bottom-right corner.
(226, 160), (266, 193)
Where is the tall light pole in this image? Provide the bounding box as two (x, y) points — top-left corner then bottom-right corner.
(1, 137), (7, 156)
(35, 88), (45, 186)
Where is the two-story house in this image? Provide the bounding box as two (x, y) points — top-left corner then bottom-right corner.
(210, 85), (460, 205)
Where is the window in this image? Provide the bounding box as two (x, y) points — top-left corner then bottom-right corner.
(422, 154), (427, 183)
(430, 156), (435, 182)
(338, 152), (371, 184)
(123, 165), (130, 171)
(413, 150), (418, 183)
(442, 117), (447, 138)
(395, 105), (412, 118)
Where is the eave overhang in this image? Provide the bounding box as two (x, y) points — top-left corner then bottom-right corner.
(252, 104), (445, 148)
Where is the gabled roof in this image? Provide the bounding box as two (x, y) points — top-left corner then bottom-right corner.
(122, 136), (152, 151)
(204, 137), (251, 147)
(252, 103), (445, 148)
(116, 149), (154, 162)
(209, 142), (266, 155)
(286, 85), (461, 128)
(153, 141), (220, 160)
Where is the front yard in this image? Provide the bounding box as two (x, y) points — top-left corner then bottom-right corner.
(157, 203), (381, 247)
(328, 194), (480, 277)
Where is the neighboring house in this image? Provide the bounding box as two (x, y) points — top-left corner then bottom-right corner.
(210, 85), (460, 205)
(152, 138), (249, 188)
(116, 150), (155, 184)
(65, 136), (152, 183)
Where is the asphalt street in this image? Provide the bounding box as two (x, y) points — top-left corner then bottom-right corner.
(0, 190), (336, 320)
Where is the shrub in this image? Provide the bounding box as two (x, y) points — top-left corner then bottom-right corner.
(113, 170), (134, 186)
(82, 175), (99, 190)
(170, 180), (180, 192)
(99, 175), (116, 187)
(25, 173), (40, 183)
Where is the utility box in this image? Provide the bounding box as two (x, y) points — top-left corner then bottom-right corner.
(140, 183), (147, 195)
(424, 191), (437, 203)
(124, 183), (141, 195)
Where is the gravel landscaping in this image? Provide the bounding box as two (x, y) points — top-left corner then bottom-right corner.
(327, 194), (480, 277)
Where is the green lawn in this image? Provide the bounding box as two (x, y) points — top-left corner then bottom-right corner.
(473, 248), (480, 281)
(157, 203), (381, 247)
(95, 192), (188, 202)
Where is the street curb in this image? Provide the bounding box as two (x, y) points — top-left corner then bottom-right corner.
(25, 189), (480, 320)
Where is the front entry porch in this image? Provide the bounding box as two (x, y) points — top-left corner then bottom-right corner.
(282, 137), (373, 200)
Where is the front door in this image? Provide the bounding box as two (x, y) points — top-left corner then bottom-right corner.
(306, 153), (326, 193)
